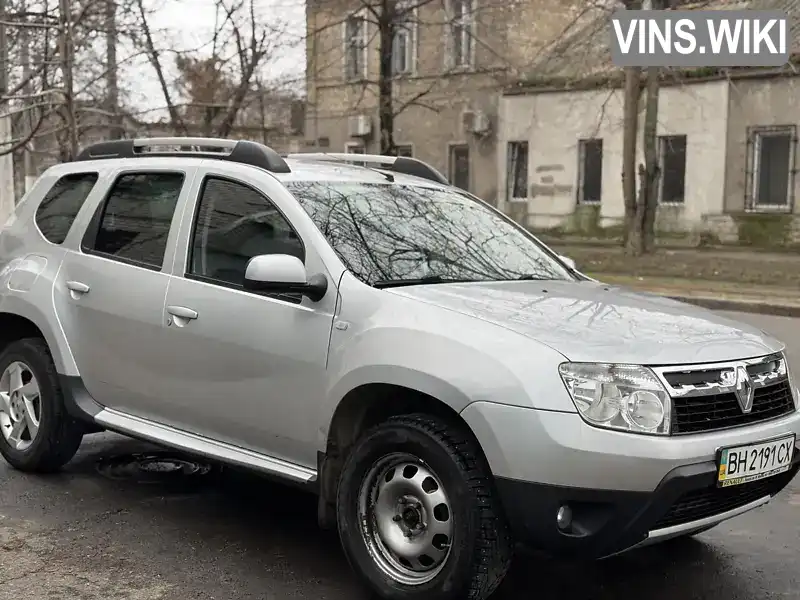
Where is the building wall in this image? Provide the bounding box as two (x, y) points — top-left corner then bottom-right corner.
(305, 0), (591, 204)
(724, 76), (800, 215)
(497, 79), (729, 231)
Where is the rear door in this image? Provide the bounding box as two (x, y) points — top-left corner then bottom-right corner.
(54, 166), (196, 416)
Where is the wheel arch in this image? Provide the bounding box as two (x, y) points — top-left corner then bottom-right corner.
(316, 381), (492, 529)
(0, 295), (77, 376)
(0, 311), (49, 355)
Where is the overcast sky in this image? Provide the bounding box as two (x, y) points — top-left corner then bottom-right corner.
(123, 0), (306, 121)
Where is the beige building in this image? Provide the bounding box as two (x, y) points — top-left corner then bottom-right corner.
(304, 0), (602, 204)
(496, 0), (800, 244)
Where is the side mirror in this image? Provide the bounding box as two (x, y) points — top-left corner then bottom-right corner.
(243, 254), (328, 302)
(558, 255), (577, 271)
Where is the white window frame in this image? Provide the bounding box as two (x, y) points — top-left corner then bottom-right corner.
(657, 134), (687, 205)
(444, 0), (476, 70)
(345, 141), (366, 154)
(506, 141), (528, 202)
(343, 10), (369, 81)
(750, 126), (795, 211)
(392, 0), (418, 76)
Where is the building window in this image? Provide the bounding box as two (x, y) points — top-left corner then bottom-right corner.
(395, 144), (413, 157)
(345, 142), (366, 166)
(577, 139), (603, 204)
(344, 13), (368, 80)
(659, 135), (687, 204)
(345, 142), (365, 154)
(747, 126), (796, 210)
(392, 1), (416, 75)
(506, 141), (528, 201)
(449, 144), (470, 191)
(446, 0), (474, 69)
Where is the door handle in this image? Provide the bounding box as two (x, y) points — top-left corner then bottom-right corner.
(166, 305), (198, 320)
(66, 280), (90, 299)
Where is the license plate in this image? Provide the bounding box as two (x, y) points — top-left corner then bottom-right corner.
(717, 434), (796, 488)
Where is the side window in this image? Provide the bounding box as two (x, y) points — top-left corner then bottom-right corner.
(188, 176), (304, 287)
(88, 172), (184, 269)
(35, 172), (99, 244)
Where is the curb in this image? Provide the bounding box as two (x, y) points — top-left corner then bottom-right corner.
(540, 238), (800, 256)
(665, 295), (800, 318)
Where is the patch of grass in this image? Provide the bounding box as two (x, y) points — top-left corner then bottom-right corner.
(733, 214), (793, 247)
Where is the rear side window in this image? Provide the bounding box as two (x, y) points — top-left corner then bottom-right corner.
(35, 172), (99, 244)
(88, 172), (184, 269)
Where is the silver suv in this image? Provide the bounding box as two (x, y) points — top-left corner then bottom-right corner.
(1, 137), (798, 600)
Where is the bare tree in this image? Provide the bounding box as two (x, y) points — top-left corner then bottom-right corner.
(136, 0), (290, 138)
(620, 0), (642, 249)
(622, 0), (700, 254)
(105, 0), (122, 139)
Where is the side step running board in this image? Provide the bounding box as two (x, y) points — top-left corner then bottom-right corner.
(94, 408), (317, 484)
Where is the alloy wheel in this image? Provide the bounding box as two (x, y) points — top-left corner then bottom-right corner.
(0, 361), (42, 451)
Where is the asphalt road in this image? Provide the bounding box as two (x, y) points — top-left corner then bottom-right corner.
(2, 309), (800, 600)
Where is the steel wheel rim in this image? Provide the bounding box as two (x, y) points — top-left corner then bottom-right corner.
(357, 452), (454, 586)
(0, 361), (42, 451)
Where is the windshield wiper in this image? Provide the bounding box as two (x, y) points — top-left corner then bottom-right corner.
(373, 275), (477, 289)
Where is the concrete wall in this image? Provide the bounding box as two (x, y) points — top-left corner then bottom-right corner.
(498, 79), (730, 231)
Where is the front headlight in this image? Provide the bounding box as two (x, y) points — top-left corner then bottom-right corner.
(559, 362), (671, 435)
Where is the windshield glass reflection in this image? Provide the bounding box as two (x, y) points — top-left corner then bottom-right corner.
(285, 181), (575, 286)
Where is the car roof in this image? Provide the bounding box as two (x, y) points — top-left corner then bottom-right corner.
(44, 155), (453, 192)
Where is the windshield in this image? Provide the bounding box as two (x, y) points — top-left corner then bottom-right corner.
(284, 181), (575, 286)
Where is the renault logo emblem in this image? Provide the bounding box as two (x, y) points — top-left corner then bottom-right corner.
(733, 365), (755, 414)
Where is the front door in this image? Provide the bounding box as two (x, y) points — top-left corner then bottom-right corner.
(54, 168), (192, 416)
(158, 169), (338, 468)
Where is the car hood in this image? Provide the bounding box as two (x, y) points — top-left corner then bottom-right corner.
(387, 280), (783, 365)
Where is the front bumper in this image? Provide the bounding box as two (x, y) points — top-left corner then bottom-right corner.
(495, 448), (799, 559)
(460, 401), (800, 559)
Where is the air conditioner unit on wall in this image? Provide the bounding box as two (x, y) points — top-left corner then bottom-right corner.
(348, 114), (372, 137)
(461, 108), (491, 136)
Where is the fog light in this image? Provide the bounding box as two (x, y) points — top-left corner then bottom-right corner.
(556, 505), (572, 530)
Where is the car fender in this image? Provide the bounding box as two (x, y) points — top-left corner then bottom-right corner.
(320, 321), (575, 449)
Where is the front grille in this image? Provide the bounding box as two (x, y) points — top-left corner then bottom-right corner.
(655, 353), (797, 435)
(653, 469), (795, 530)
(671, 380), (795, 434)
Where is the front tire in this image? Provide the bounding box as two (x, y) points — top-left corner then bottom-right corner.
(0, 338), (84, 472)
(336, 413), (513, 600)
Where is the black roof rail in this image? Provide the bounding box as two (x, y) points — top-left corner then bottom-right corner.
(285, 152), (450, 185)
(74, 137), (291, 173)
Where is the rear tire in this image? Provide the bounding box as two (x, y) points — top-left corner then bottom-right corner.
(336, 413), (513, 600)
(0, 338), (84, 473)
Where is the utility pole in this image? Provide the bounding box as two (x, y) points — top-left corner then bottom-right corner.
(59, 0), (79, 158)
(20, 0), (37, 191)
(105, 0), (122, 138)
